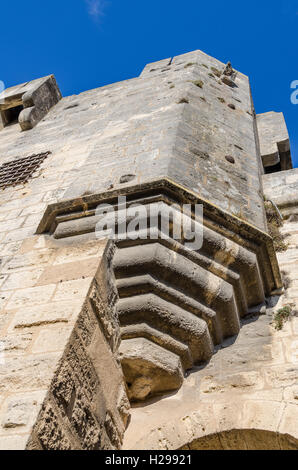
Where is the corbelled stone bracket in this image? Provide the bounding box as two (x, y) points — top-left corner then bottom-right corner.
(37, 178), (283, 402)
(0, 75), (61, 131)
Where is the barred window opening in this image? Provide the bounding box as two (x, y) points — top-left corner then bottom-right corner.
(0, 152), (51, 190)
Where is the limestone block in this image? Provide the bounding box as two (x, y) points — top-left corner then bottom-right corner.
(120, 338), (184, 401)
(11, 301), (82, 330)
(2, 249), (56, 273)
(52, 240), (106, 265)
(283, 385), (298, 404)
(6, 284), (56, 309)
(264, 365), (298, 388)
(0, 333), (33, 354)
(257, 111), (292, 169)
(5, 227), (35, 243)
(31, 326), (73, 354)
(0, 353), (61, 394)
(242, 400), (284, 433)
(1, 391), (46, 430)
(279, 404), (298, 441)
(0, 269), (44, 291)
(200, 371), (263, 394)
(53, 278), (92, 302)
(0, 434), (30, 450)
(0, 292), (12, 310)
(283, 338), (298, 363)
(36, 258), (98, 285)
(19, 240), (130, 450)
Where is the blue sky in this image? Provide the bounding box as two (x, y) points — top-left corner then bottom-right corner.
(1, 0), (297, 166)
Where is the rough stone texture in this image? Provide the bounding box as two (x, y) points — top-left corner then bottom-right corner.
(35, 181), (281, 400)
(0, 75), (61, 131)
(0, 48), (297, 450)
(0, 51), (266, 230)
(0, 237), (129, 450)
(263, 168), (298, 218)
(122, 167), (298, 450)
(257, 112), (292, 170)
(123, 300), (298, 450)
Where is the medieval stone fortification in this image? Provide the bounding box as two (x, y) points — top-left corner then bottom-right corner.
(0, 49), (297, 450)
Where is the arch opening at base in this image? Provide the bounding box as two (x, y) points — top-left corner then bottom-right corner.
(179, 429), (298, 451)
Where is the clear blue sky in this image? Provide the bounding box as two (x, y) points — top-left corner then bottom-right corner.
(1, 0), (297, 166)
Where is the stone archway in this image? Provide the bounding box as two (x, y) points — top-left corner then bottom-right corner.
(123, 400), (298, 450)
(180, 429), (298, 451)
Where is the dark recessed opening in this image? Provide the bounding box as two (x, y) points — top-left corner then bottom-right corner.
(1, 105), (24, 127)
(264, 161), (282, 174)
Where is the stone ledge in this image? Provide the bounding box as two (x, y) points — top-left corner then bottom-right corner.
(36, 178), (282, 293)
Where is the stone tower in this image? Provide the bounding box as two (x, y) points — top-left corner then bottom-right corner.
(0, 50), (297, 450)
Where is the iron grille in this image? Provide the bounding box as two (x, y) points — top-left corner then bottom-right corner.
(0, 152), (51, 190)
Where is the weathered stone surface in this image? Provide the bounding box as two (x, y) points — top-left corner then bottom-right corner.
(120, 338), (184, 401)
(0, 434), (30, 451)
(0, 48), (297, 450)
(257, 112), (292, 170)
(123, 305), (298, 450)
(35, 180), (282, 400)
(0, 236), (129, 450)
(0, 75), (61, 131)
(263, 168), (298, 218)
(1, 391), (46, 430)
(22, 240), (129, 450)
(122, 167), (298, 450)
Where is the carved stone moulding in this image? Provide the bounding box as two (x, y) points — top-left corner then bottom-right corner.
(0, 75), (61, 131)
(37, 178), (282, 402)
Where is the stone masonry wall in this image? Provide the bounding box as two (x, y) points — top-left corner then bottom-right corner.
(0, 50), (266, 233)
(0, 235), (128, 450)
(0, 49), (294, 450)
(263, 168), (298, 218)
(123, 285), (298, 450)
(122, 169), (298, 450)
